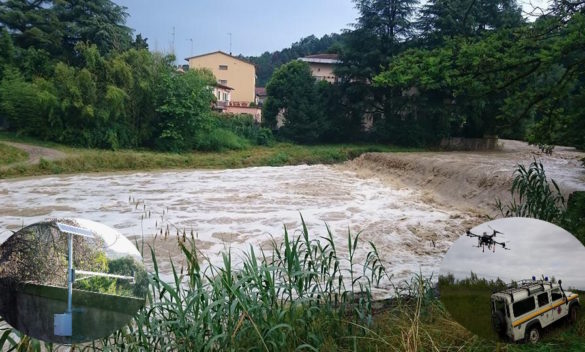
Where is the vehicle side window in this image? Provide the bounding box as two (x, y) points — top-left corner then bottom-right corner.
(551, 289), (563, 301)
(513, 297), (536, 317)
(537, 292), (549, 307)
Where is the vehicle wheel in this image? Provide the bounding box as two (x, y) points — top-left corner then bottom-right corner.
(525, 325), (541, 344)
(569, 305), (579, 324)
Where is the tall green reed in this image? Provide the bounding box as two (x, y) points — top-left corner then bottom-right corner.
(89, 216), (391, 351)
(496, 159), (566, 223)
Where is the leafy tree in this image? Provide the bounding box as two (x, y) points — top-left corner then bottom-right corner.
(334, 0), (420, 144)
(132, 33), (149, 50)
(0, 0), (132, 62)
(155, 69), (215, 152)
(338, 0), (419, 82)
(0, 0), (62, 56)
(374, 6), (585, 145)
(53, 0), (132, 60)
(317, 81), (364, 143)
(263, 61), (327, 143)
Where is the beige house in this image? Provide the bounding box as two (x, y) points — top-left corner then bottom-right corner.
(186, 51), (256, 103)
(298, 54), (341, 83)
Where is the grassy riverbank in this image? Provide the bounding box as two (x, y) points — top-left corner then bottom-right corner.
(0, 143), (27, 166)
(0, 132), (418, 179)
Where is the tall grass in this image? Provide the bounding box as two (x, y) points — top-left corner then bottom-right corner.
(496, 159), (566, 223)
(496, 159), (585, 246)
(94, 217), (391, 351)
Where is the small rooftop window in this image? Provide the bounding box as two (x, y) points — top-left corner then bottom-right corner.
(219, 65), (228, 70)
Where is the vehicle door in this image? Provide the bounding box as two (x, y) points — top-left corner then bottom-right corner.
(536, 291), (554, 327)
(550, 288), (568, 321)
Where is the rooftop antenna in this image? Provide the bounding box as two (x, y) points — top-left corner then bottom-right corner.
(53, 223), (134, 338)
(187, 38), (193, 56)
(228, 32), (232, 55)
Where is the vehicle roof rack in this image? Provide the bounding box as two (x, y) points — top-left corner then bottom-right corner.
(499, 279), (554, 303)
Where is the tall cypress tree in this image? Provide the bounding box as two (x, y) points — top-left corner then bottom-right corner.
(418, 0), (524, 47)
(336, 0), (419, 141)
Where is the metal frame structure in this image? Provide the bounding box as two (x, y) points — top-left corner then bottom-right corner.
(53, 223), (134, 338)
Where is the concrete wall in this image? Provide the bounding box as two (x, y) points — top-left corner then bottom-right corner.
(225, 106), (262, 123)
(440, 137), (501, 151)
(0, 281), (144, 344)
(188, 52), (256, 103)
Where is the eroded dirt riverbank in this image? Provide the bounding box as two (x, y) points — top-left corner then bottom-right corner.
(340, 140), (585, 216)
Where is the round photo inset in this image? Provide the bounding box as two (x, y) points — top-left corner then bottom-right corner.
(439, 217), (584, 344)
(0, 218), (147, 344)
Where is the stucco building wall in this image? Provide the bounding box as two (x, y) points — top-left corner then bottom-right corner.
(187, 52), (256, 103)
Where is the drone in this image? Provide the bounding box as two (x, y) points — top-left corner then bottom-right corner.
(466, 227), (510, 252)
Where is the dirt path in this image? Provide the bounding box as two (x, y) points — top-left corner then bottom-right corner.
(0, 141), (67, 169)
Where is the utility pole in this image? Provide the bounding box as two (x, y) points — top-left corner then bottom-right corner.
(187, 38), (193, 56)
(171, 26), (176, 56)
(228, 32), (232, 55)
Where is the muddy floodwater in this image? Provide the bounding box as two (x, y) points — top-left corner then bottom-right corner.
(0, 142), (583, 292)
(0, 165), (477, 289)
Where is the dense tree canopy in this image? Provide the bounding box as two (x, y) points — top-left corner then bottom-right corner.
(0, 0), (254, 152)
(0, 0), (133, 62)
(417, 0), (524, 47)
(374, 4), (585, 147)
(263, 61), (327, 143)
(256, 0), (584, 148)
(1, 0), (583, 150)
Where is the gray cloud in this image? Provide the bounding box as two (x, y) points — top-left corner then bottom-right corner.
(440, 218), (585, 290)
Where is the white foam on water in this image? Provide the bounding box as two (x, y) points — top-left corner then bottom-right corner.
(1, 165), (475, 291)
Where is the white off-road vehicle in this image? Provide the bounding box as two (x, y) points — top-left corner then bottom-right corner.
(490, 279), (580, 343)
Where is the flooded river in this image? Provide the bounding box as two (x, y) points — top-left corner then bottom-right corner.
(0, 165), (476, 289)
(1, 142), (583, 291)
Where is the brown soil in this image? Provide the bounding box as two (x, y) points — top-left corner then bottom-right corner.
(0, 141), (66, 169)
(338, 140), (585, 216)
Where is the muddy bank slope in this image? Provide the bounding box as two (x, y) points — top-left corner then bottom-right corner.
(341, 140), (585, 216)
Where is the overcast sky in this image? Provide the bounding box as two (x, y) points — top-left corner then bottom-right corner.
(440, 218), (585, 290)
(115, 0), (358, 62)
(115, 0), (552, 64)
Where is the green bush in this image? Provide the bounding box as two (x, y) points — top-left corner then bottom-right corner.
(73, 256), (148, 298)
(194, 128), (249, 151)
(266, 151), (290, 166)
(214, 113), (274, 146)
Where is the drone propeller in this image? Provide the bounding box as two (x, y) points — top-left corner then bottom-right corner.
(488, 225), (504, 236)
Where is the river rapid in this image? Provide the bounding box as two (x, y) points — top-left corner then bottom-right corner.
(0, 164), (478, 290)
